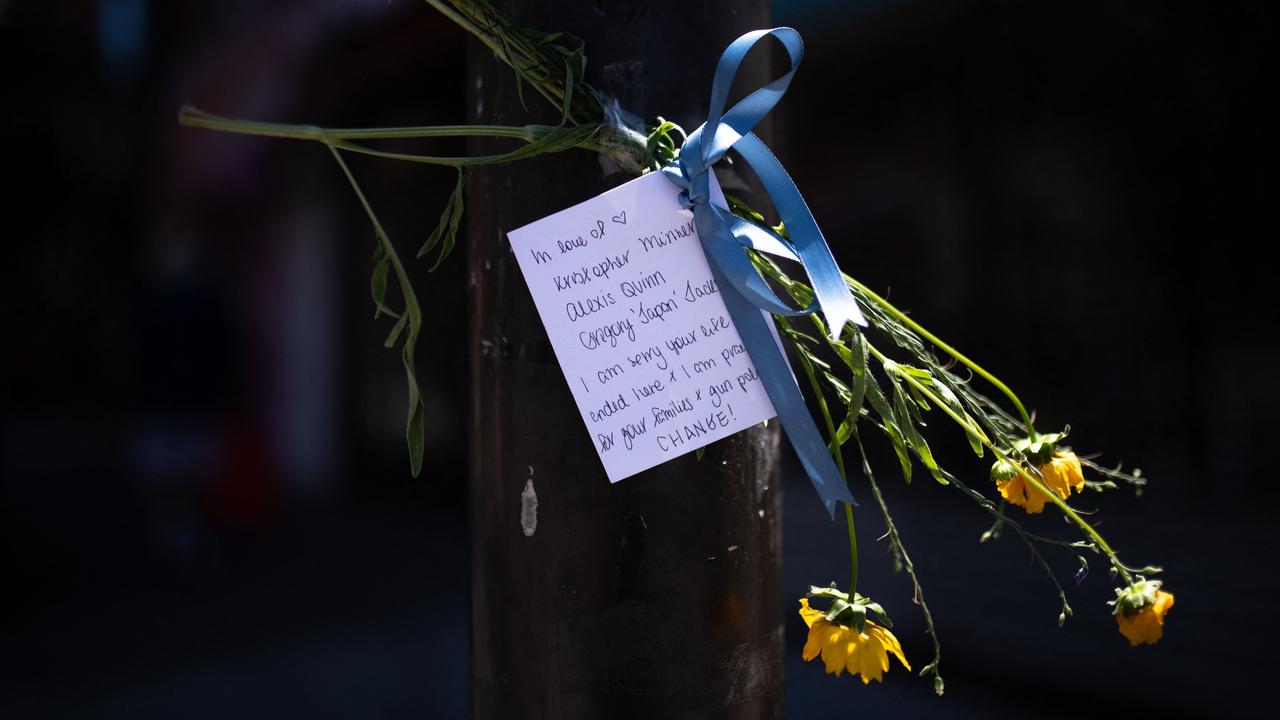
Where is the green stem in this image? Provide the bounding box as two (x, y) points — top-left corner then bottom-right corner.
(844, 502), (859, 596)
(854, 434), (944, 695)
(865, 341), (1133, 585)
(783, 317), (858, 595)
(317, 138), (587, 167)
(848, 277), (1037, 438)
(320, 137), (422, 347)
(179, 107), (616, 167)
(988, 445), (1133, 585)
(180, 106), (537, 141)
(422, 0), (570, 115)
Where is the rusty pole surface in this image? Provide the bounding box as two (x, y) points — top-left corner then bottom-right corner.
(466, 2), (781, 718)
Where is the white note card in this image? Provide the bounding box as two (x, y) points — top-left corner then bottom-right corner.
(508, 171), (779, 482)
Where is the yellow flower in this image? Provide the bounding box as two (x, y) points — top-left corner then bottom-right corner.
(798, 598), (910, 683)
(995, 450), (1085, 514)
(1113, 582), (1175, 647)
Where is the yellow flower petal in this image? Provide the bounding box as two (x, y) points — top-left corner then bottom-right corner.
(1042, 461), (1066, 499)
(1040, 452), (1085, 500)
(857, 631), (885, 683)
(998, 473), (1049, 513)
(1061, 452), (1085, 492)
(1116, 590), (1175, 646)
(798, 597), (824, 629)
(821, 625), (848, 676)
(996, 450), (1090, 515)
(802, 619), (828, 661)
(798, 601), (911, 683)
(1117, 611), (1160, 646)
(868, 621), (911, 672)
(995, 475), (1023, 504)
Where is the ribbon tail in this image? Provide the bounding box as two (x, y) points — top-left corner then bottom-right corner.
(716, 206), (800, 262)
(695, 212), (855, 517)
(709, 258), (855, 517)
(666, 28), (869, 515)
(731, 132), (867, 338)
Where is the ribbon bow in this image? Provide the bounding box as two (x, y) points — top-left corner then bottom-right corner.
(662, 28), (867, 517)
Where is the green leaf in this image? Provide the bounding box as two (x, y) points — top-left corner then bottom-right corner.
(914, 436), (950, 485)
(889, 376), (916, 439)
(862, 601), (892, 628)
(371, 249), (388, 302)
(823, 330), (870, 447)
(418, 185), (454, 260)
(495, 29), (531, 113)
(403, 336), (425, 478)
(514, 73), (529, 111)
(889, 370), (927, 427)
(725, 194), (768, 225)
(846, 331), (869, 429)
(820, 369), (858, 450)
(846, 604), (867, 632)
(384, 312), (408, 349)
(420, 167), (470, 271)
(560, 57), (574, 124)
(864, 378), (911, 483)
(832, 417), (853, 449)
(798, 344), (831, 371)
(894, 363), (934, 380)
(928, 377), (988, 456)
(326, 143), (425, 478)
(823, 372), (851, 403)
(825, 597), (851, 621)
(905, 382), (933, 411)
(889, 375), (950, 485)
(371, 249), (395, 318)
(437, 167), (469, 270)
(782, 326), (821, 346)
(965, 415), (986, 457)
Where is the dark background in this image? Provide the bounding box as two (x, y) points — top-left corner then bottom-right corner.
(1, 0), (1272, 717)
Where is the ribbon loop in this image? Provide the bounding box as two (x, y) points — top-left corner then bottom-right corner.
(699, 28), (803, 169)
(662, 27), (867, 517)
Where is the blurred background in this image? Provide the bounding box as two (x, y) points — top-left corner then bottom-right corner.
(0, 0), (1271, 717)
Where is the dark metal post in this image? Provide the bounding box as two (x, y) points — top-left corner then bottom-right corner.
(467, 2), (779, 717)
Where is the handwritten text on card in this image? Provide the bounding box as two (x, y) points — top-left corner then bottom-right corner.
(507, 172), (781, 483)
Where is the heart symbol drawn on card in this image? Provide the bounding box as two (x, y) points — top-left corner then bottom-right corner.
(611, 210), (627, 225)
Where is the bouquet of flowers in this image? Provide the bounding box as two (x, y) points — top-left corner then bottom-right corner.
(180, 0), (1169, 696)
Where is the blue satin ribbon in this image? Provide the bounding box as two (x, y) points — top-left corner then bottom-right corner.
(661, 27), (866, 517)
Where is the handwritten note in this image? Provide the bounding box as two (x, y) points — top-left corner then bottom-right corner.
(508, 171), (783, 482)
